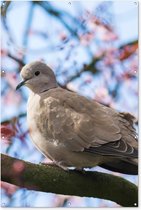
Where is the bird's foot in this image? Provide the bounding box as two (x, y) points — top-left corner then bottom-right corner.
(55, 161), (69, 171)
(74, 167), (84, 174)
(75, 167), (83, 171)
(40, 161), (58, 168)
(40, 161), (69, 171)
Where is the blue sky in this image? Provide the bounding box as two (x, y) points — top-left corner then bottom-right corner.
(1, 0), (138, 207)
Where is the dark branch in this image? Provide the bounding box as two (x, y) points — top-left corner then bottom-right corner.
(1, 154), (138, 207)
(1, 113), (27, 125)
(7, 53), (25, 67)
(1, 1), (11, 17)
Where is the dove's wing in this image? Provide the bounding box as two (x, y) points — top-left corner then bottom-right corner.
(45, 88), (138, 158)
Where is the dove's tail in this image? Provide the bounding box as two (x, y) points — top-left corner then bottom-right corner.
(99, 159), (138, 175)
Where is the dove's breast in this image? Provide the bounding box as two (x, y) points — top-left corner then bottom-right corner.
(26, 93), (67, 162)
(27, 93), (52, 159)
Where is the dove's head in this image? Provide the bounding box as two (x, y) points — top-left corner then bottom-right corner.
(16, 61), (58, 94)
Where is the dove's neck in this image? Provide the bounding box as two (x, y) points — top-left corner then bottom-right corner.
(41, 82), (58, 93)
(27, 79), (58, 94)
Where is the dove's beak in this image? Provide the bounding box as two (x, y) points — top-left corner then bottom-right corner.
(16, 79), (27, 90)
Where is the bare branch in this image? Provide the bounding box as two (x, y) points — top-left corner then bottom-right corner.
(1, 1), (11, 17)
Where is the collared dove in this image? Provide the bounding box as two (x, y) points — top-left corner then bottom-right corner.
(16, 61), (138, 175)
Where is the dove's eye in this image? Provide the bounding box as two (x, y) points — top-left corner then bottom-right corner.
(35, 71), (40, 76)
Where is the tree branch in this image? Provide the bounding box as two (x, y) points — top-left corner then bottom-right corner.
(1, 1), (11, 17)
(1, 154), (138, 207)
(7, 53), (25, 67)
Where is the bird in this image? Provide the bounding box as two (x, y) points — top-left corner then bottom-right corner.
(16, 61), (138, 175)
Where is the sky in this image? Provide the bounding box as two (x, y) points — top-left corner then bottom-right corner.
(1, 0), (139, 207)
(1, 0), (138, 121)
